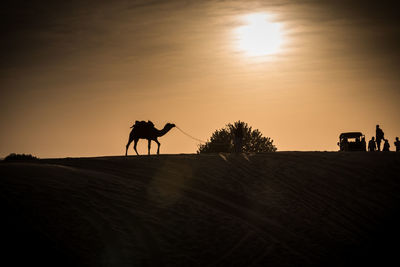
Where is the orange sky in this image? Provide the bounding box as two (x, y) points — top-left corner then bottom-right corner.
(1, 0), (399, 157)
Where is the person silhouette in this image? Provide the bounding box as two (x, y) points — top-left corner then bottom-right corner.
(233, 122), (244, 153)
(395, 137), (400, 152)
(383, 139), (390, 152)
(368, 137), (376, 152)
(376, 125), (385, 151)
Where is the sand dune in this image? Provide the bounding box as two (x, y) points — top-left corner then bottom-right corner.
(1, 152), (400, 266)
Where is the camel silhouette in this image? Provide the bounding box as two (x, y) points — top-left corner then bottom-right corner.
(125, 121), (175, 156)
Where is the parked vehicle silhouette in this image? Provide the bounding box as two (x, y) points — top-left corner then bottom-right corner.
(338, 132), (366, 151)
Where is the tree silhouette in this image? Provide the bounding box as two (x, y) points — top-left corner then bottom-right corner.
(3, 153), (38, 161)
(198, 121), (277, 153)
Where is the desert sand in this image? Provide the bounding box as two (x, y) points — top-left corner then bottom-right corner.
(1, 152), (400, 266)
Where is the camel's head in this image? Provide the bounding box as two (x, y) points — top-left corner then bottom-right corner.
(166, 123), (176, 129)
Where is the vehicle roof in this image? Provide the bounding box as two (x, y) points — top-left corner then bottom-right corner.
(339, 132), (364, 138)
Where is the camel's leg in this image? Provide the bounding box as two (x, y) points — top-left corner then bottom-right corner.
(125, 135), (134, 156)
(148, 139), (151, 155)
(155, 139), (161, 155)
(134, 138), (139, 155)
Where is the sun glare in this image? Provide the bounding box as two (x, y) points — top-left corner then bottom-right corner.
(235, 13), (284, 57)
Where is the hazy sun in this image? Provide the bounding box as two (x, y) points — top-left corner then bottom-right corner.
(235, 13), (284, 57)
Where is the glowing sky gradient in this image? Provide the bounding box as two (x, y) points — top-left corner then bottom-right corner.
(1, 0), (399, 157)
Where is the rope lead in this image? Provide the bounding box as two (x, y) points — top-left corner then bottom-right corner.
(175, 126), (207, 144)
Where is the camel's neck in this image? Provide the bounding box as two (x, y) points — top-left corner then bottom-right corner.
(156, 125), (173, 137)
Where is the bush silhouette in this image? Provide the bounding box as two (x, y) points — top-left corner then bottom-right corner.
(198, 121), (277, 153)
(3, 153), (38, 162)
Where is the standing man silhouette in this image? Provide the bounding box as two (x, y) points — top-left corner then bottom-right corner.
(368, 137), (376, 152)
(394, 137), (400, 152)
(375, 125), (385, 151)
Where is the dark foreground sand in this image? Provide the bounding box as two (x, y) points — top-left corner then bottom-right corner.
(1, 152), (400, 266)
